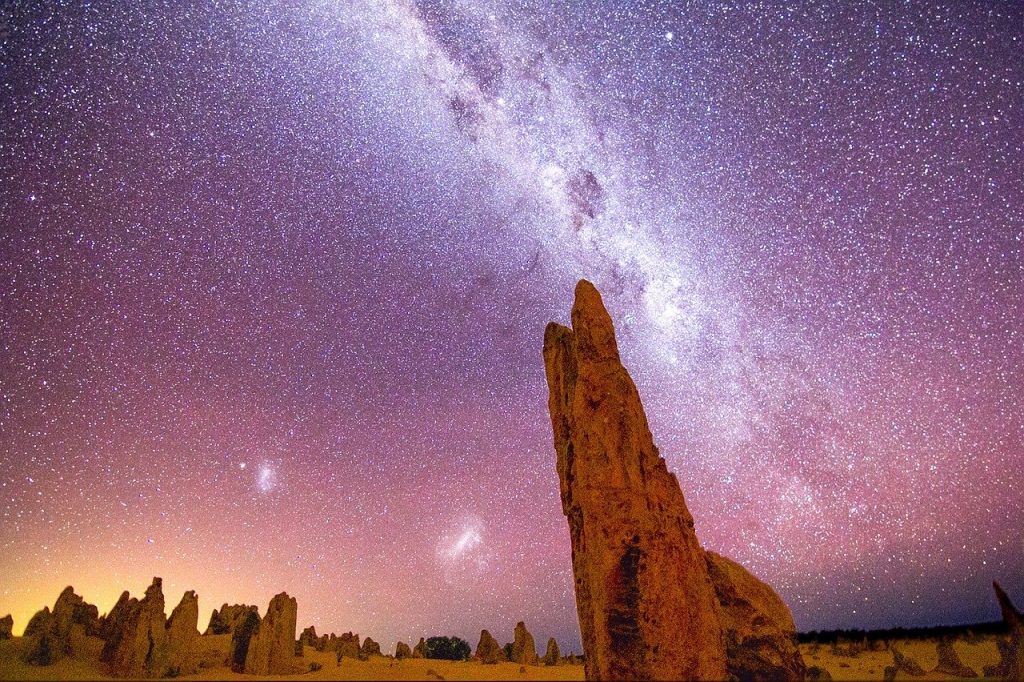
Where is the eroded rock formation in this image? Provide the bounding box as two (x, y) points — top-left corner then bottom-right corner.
(360, 636), (382, 659)
(336, 632), (361, 659)
(544, 280), (804, 681)
(299, 625), (319, 649)
(100, 592), (132, 642)
(302, 630), (362, 659)
(206, 603), (259, 635)
(890, 645), (927, 677)
(396, 641), (412, 659)
(228, 609), (261, 673)
(543, 280), (727, 680)
(705, 551), (806, 681)
(244, 592), (297, 675)
(22, 586), (101, 665)
(543, 637), (561, 666)
(165, 590), (199, 677)
(413, 637), (427, 658)
(55, 586), (100, 637)
(298, 627), (361, 655)
(101, 578), (169, 678)
(0, 614), (11, 640)
(476, 629), (504, 664)
(933, 638), (977, 678)
(510, 621), (538, 665)
(987, 582), (1024, 681)
(21, 608), (58, 665)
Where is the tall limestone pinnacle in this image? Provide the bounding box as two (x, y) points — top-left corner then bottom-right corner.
(544, 280), (804, 681)
(244, 592), (298, 675)
(543, 280), (728, 680)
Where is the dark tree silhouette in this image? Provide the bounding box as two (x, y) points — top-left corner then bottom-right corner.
(425, 636), (471, 661)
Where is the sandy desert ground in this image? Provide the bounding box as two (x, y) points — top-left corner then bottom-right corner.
(0, 632), (1006, 681)
(800, 636), (1002, 681)
(0, 633), (584, 681)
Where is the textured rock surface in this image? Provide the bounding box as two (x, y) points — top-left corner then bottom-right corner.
(705, 550), (805, 681)
(23, 587), (102, 665)
(299, 625), (319, 649)
(986, 640), (1017, 679)
(413, 637), (427, 658)
(395, 641), (412, 659)
(101, 577), (169, 678)
(891, 645), (927, 677)
(99, 592), (132, 642)
(228, 609), (261, 673)
(543, 637), (561, 666)
(21, 608), (58, 665)
(988, 582), (1024, 681)
(360, 636), (382, 658)
(206, 604), (259, 635)
(165, 591), (199, 676)
(244, 592), (297, 675)
(932, 639), (977, 678)
(509, 621), (538, 665)
(205, 608), (228, 636)
(307, 631), (362, 659)
(23, 610), (50, 640)
(543, 280), (727, 680)
(0, 614), (11, 640)
(336, 632), (361, 659)
(476, 630), (504, 664)
(54, 586), (101, 638)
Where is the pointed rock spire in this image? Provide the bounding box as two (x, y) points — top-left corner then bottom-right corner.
(475, 629), (504, 664)
(244, 592), (298, 675)
(543, 637), (561, 666)
(989, 582), (1024, 680)
(22, 586), (100, 665)
(509, 621), (538, 666)
(165, 591), (199, 676)
(544, 280), (727, 681)
(101, 577), (170, 678)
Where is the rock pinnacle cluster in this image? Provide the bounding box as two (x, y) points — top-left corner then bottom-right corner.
(544, 280), (805, 681)
(17, 580), (299, 678)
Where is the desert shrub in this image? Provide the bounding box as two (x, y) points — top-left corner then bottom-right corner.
(309, 661), (322, 672)
(424, 636), (471, 661)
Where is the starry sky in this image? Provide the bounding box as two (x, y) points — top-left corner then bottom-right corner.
(1, 0), (1022, 654)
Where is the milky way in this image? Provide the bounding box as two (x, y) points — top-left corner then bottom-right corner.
(1, 0), (1022, 653)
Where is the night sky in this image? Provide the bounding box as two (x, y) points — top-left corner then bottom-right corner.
(1, 0), (1022, 655)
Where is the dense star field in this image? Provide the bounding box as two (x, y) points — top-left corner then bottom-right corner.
(1, 0), (1022, 654)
